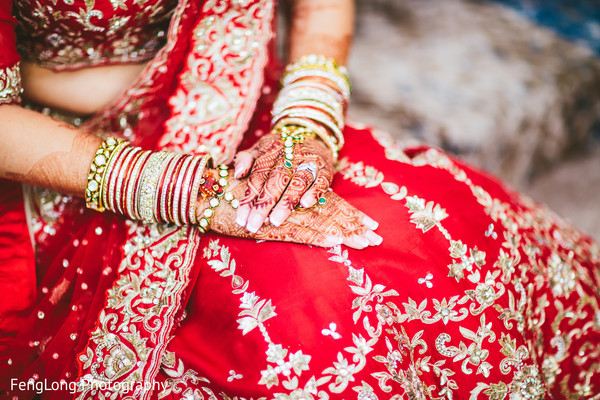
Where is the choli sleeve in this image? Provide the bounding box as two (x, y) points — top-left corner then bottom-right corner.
(0, 0), (22, 105)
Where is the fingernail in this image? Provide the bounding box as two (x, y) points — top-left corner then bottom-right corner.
(300, 197), (316, 208)
(246, 213), (263, 233)
(365, 230), (383, 246)
(362, 216), (379, 230)
(269, 210), (286, 227)
(325, 235), (343, 246)
(354, 235), (370, 248)
(234, 164), (243, 179)
(235, 207), (249, 227)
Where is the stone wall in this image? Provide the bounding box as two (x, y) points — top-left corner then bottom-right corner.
(348, 0), (600, 240)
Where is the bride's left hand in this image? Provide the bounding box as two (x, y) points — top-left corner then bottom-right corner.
(233, 131), (337, 233)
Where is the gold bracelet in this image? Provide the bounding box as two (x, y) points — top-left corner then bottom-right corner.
(85, 137), (128, 212)
(197, 164), (238, 233)
(275, 125), (316, 169)
(273, 117), (340, 162)
(282, 67), (350, 102)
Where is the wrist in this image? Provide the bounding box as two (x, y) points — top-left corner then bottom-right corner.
(271, 54), (349, 162)
(195, 166), (239, 233)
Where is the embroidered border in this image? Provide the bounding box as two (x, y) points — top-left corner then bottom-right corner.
(159, 0), (274, 163)
(76, 223), (201, 400)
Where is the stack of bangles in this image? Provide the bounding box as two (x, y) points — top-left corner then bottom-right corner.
(84, 137), (238, 231)
(271, 54), (350, 162)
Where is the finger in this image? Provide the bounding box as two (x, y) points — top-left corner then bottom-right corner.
(287, 213), (371, 249)
(233, 148), (260, 179)
(235, 144), (281, 227)
(292, 194), (383, 247)
(245, 165), (292, 233)
(320, 192), (380, 234)
(284, 213), (368, 250)
(209, 199), (342, 248)
(256, 221), (344, 248)
(269, 168), (315, 227)
(365, 230), (383, 245)
(342, 234), (371, 249)
(299, 169), (333, 208)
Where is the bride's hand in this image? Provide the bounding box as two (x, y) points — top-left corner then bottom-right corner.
(196, 172), (382, 249)
(232, 132), (336, 233)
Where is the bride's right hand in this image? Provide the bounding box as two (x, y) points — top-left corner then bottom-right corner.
(195, 172), (382, 249)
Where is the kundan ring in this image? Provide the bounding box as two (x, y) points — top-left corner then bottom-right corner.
(296, 161), (318, 181)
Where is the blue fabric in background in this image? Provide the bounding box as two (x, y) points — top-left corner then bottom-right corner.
(491, 0), (600, 56)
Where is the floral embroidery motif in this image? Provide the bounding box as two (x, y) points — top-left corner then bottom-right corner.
(417, 273), (433, 288)
(337, 158), (408, 202)
(405, 195), (449, 233)
(334, 135), (599, 397)
(373, 140), (598, 397)
(485, 223), (499, 240)
(157, 350), (218, 399)
(204, 240), (313, 393)
(227, 370), (243, 382)
(435, 315), (495, 377)
(0, 63), (23, 104)
(322, 323), (342, 340)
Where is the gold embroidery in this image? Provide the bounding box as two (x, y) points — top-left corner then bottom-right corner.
(436, 315), (495, 377)
(204, 240), (314, 394)
(157, 351), (215, 399)
(77, 222), (201, 400)
(337, 158), (408, 202)
(366, 139), (599, 397)
(160, 0), (274, 163)
(15, 0), (174, 69)
(0, 63), (23, 104)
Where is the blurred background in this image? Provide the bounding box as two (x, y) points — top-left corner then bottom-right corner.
(347, 0), (600, 240)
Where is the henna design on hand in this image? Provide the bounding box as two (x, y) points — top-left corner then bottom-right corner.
(235, 138), (281, 226)
(199, 172), (381, 250)
(245, 164), (293, 232)
(198, 175), (340, 248)
(269, 167), (315, 227)
(234, 131), (335, 231)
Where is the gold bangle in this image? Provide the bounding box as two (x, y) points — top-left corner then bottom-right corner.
(272, 99), (344, 128)
(282, 67), (350, 101)
(85, 137), (128, 212)
(284, 54), (350, 89)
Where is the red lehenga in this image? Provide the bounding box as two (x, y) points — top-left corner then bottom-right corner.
(1, 0), (600, 399)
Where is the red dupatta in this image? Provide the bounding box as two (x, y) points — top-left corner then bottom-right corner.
(70, 0), (275, 398)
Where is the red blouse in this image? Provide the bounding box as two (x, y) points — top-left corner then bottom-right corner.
(0, 0), (177, 104)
